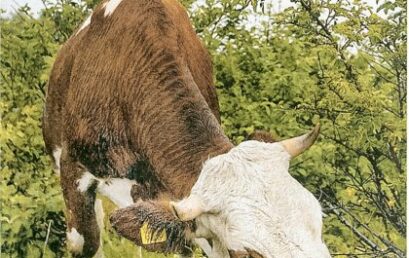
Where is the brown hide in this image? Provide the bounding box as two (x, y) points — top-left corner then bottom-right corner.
(43, 0), (232, 197)
(42, 0), (233, 256)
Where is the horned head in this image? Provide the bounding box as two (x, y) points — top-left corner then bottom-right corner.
(111, 124), (330, 258)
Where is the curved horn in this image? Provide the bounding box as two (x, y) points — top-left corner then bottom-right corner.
(280, 124), (320, 158)
(170, 195), (205, 221)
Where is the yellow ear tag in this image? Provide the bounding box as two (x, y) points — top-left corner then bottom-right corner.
(140, 221), (167, 244)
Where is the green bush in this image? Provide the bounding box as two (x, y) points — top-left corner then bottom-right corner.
(1, 0), (406, 257)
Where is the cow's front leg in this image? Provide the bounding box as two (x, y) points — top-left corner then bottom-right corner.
(60, 155), (100, 258)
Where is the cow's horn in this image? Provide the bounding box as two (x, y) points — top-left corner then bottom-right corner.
(170, 195), (205, 221)
(280, 124), (320, 158)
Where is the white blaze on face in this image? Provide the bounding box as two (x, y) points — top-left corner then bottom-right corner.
(175, 141), (330, 258)
(102, 0), (123, 17)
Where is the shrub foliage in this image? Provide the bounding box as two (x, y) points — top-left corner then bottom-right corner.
(1, 0), (406, 257)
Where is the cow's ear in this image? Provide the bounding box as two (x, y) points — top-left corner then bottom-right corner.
(110, 200), (194, 255)
(170, 194), (206, 221)
(247, 130), (276, 143)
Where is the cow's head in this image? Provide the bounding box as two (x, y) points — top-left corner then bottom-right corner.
(170, 124), (330, 257)
(111, 125), (330, 257)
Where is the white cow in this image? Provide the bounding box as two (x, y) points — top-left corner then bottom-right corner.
(172, 125), (331, 258)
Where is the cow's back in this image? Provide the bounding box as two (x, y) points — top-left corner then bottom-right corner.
(43, 0), (220, 179)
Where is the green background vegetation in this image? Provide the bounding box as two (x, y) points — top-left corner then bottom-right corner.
(1, 0), (406, 257)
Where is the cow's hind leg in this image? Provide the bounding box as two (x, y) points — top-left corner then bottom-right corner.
(60, 155), (100, 257)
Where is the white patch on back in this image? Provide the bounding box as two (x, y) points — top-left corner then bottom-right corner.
(52, 147), (62, 175)
(76, 172), (135, 208)
(76, 13), (92, 35)
(97, 178), (135, 208)
(102, 0), (122, 17)
(66, 228), (85, 254)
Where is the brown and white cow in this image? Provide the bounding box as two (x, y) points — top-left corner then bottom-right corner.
(42, 0), (330, 257)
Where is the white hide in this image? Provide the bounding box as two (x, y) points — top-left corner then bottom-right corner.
(97, 178), (135, 208)
(66, 228), (85, 254)
(52, 147), (62, 175)
(76, 172), (98, 193)
(184, 141), (330, 258)
(194, 238), (213, 257)
(102, 0), (122, 17)
(76, 172), (135, 208)
(171, 195), (206, 221)
(76, 14), (92, 35)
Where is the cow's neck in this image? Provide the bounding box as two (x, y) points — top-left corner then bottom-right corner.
(122, 53), (235, 198)
(157, 135), (233, 198)
(135, 99), (234, 198)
